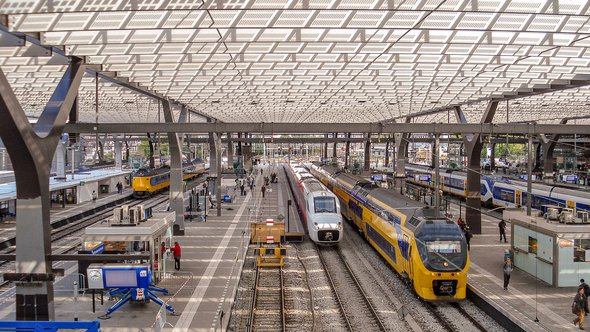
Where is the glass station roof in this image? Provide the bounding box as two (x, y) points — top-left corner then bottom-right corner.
(2, 0), (590, 124)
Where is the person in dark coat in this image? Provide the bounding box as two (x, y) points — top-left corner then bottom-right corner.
(503, 257), (513, 291)
(581, 279), (590, 315)
(261, 184), (266, 198)
(574, 287), (587, 329)
(172, 242), (181, 271)
(464, 227), (472, 251)
(499, 219), (507, 243)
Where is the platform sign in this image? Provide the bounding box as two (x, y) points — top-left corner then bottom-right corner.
(371, 174), (384, 181)
(90, 243), (105, 255)
(266, 235), (274, 244)
(266, 219), (274, 226)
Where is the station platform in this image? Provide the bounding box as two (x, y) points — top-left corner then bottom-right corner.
(1, 164), (304, 331)
(447, 203), (580, 331)
(0, 168), (130, 202)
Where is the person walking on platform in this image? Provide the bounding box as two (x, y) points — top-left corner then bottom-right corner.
(581, 279), (590, 315)
(503, 257), (513, 290)
(172, 242), (181, 271)
(464, 227), (472, 251)
(116, 182), (123, 194)
(574, 286), (588, 329)
(261, 184), (266, 198)
(499, 219), (507, 243)
(91, 190), (98, 202)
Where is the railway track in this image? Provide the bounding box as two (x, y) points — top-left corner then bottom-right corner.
(316, 245), (387, 332)
(427, 302), (488, 332)
(292, 243), (315, 331)
(248, 266), (285, 332)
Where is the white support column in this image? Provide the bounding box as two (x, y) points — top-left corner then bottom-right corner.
(114, 134), (122, 171)
(55, 143), (66, 179)
(162, 101), (185, 236)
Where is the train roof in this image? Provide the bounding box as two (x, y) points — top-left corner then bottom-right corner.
(368, 188), (429, 219)
(133, 166), (169, 177)
(303, 179), (334, 196)
(334, 172), (371, 189)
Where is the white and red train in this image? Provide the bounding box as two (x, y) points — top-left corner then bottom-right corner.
(285, 163), (343, 244)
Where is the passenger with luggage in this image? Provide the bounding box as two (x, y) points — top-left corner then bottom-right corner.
(574, 286), (588, 329)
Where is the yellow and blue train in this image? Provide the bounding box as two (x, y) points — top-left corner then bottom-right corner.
(132, 159), (206, 198)
(310, 163), (469, 301)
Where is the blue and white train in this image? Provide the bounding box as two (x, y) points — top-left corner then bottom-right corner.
(285, 164), (343, 244)
(404, 164), (590, 213)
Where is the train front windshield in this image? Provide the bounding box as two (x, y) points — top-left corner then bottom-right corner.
(314, 196), (337, 213)
(415, 222), (467, 272)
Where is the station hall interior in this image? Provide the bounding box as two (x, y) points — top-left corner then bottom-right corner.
(2, 0), (590, 331)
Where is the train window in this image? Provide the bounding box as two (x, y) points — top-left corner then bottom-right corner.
(574, 239), (590, 262)
(426, 241), (462, 254)
(314, 197), (336, 213)
(495, 188), (514, 203)
(407, 217), (421, 227)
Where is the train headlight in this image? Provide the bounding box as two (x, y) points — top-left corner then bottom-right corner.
(337, 221), (342, 230)
(314, 222), (319, 230)
(443, 262), (449, 267)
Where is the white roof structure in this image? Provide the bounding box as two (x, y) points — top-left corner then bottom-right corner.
(1, 0), (590, 125)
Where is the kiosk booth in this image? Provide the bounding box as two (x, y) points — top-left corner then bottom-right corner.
(81, 210), (175, 284)
(505, 208), (590, 287)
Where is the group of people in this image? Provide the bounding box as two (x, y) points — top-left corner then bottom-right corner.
(160, 241), (182, 271)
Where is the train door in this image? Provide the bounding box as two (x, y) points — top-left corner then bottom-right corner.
(402, 234), (411, 277)
(515, 190), (521, 207)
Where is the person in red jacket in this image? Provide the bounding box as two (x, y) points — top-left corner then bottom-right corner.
(172, 242), (181, 271)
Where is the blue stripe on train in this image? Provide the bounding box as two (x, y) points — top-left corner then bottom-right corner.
(366, 223), (396, 264)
